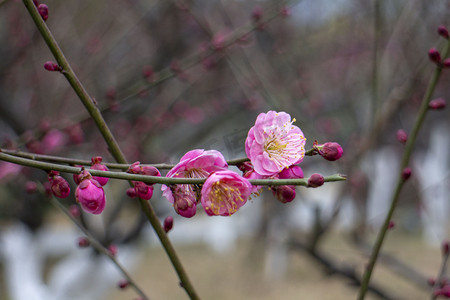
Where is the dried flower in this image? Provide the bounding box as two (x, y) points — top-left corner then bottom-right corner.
(201, 170), (252, 216)
(245, 111), (306, 176)
(75, 170), (106, 214)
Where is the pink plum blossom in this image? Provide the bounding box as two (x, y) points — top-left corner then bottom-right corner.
(201, 170), (252, 216)
(75, 170), (106, 214)
(161, 149), (228, 217)
(48, 171), (70, 198)
(245, 111), (306, 176)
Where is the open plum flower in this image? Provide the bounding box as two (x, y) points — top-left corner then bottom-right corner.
(161, 149), (228, 217)
(201, 170), (252, 216)
(245, 111), (306, 176)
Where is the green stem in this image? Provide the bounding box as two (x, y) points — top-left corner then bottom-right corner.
(22, 1), (200, 298)
(0, 151), (345, 186)
(357, 39), (450, 300)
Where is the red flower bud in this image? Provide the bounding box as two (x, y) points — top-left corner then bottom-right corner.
(429, 98), (446, 110)
(108, 244), (118, 256)
(75, 170), (106, 214)
(126, 187), (137, 198)
(313, 141), (343, 161)
(388, 220), (395, 229)
(428, 278), (436, 287)
(77, 237), (90, 248)
(428, 48), (441, 63)
(134, 181), (153, 200)
(438, 25), (449, 39)
(308, 173), (324, 188)
(38, 4), (48, 21)
(444, 58), (450, 68)
(44, 61), (60, 72)
(396, 129), (408, 145)
(48, 171), (71, 198)
(142, 66), (154, 81)
(163, 216), (174, 233)
(118, 279), (129, 289)
(271, 185), (296, 203)
(442, 240), (449, 256)
(401, 167), (412, 181)
(278, 165), (304, 179)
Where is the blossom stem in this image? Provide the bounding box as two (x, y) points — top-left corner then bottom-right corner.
(48, 196), (150, 300)
(357, 37), (450, 300)
(22, 1), (200, 298)
(0, 151), (345, 186)
(430, 246), (450, 300)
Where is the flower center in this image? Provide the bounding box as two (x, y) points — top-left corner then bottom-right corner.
(208, 181), (244, 215)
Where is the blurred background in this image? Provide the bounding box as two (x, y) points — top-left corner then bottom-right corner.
(0, 0), (449, 299)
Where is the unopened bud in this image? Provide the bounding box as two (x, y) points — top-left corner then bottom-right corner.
(401, 167), (412, 181)
(396, 129), (408, 145)
(429, 98), (446, 110)
(428, 277), (436, 287)
(44, 61), (60, 71)
(90, 156), (109, 186)
(444, 58), (450, 68)
(428, 48), (441, 63)
(126, 187), (137, 198)
(25, 181), (37, 194)
(163, 216), (174, 233)
(134, 181), (153, 200)
(48, 171), (71, 198)
(252, 6), (263, 22)
(442, 240), (449, 256)
(117, 279), (129, 289)
(308, 173), (324, 188)
(77, 237), (90, 248)
(272, 185), (296, 203)
(313, 141), (343, 161)
(278, 165), (304, 179)
(38, 4), (48, 21)
(388, 220), (395, 229)
(142, 66), (154, 81)
(108, 244), (118, 256)
(438, 25), (449, 39)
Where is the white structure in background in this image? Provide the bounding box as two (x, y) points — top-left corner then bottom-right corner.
(415, 125), (450, 245)
(0, 222), (140, 300)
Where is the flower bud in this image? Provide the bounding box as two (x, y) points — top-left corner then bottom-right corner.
(48, 171), (71, 198)
(44, 61), (60, 71)
(252, 6), (263, 22)
(142, 66), (154, 81)
(90, 156), (109, 186)
(313, 141), (343, 161)
(428, 277), (436, 287)
(438, 25), (449, 39)
(77, 237), (90, 248)
(396, 129), (408, 144)
(237, 161), (254, 174)
(163, 216), (174, 233)
(69, 204), (80, 218)
(174, 196), (197, 218)
(117, 279), (129, 289)
(271, 185), (296, 203)
(75, 170), (106, 214)
(278, 165), (304, 179)
(134, 181), (153, 200)
(38, 4), (48, 21)
(308, 173), (324, 188)
(428, 48), (441, 63)
(442, 240), (449, 256)
(444, 58), (450, 68)
(25, 181), (37, 194)
(429, 98), (446, 110)
(126, 187), (137, 198)
(388, 220), (395, 229)
(401, 167), (412, 181)
(108, 244), (118, 256)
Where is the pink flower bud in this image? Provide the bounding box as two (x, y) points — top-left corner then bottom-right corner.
(69, 205), (80, 218)
(429, 98), (446, 110)
(142, 66), (154, 81)
(126, 187), (137, 198)
(396, 129), (408, 144)
(48, 171), (71, 198)
(428, 48), (441, 63)
(38, 4), (48, 21)
(438, 25), (449, 39)
(108, 244), (118, 256)
(163, 216), (174, 233)
(252, 6), (263, 22)
(442, 240), (449, 256)
(174, 196), (197, 218)
(127, 162), (161, 182)
(313, 141), (343, 161)
(402, 167), (412, 181)
(428, 277), (436, 287)
(44, 61), (60, 71)
(444, 58), (450, 68)
(134, 181), (153, 200)
(77, 237), (90, 248)
(272, 185), (296, 203)
(308, 173), (324, 188)
(90, 156), (109, 186)
(75, 170), (106, 214)
(278, 165), (304, 179)
(388, 220), (395, 229)
(25, 181), (37, 194)
(117, 279), (129, 289)
(33, 0), (39, 6)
